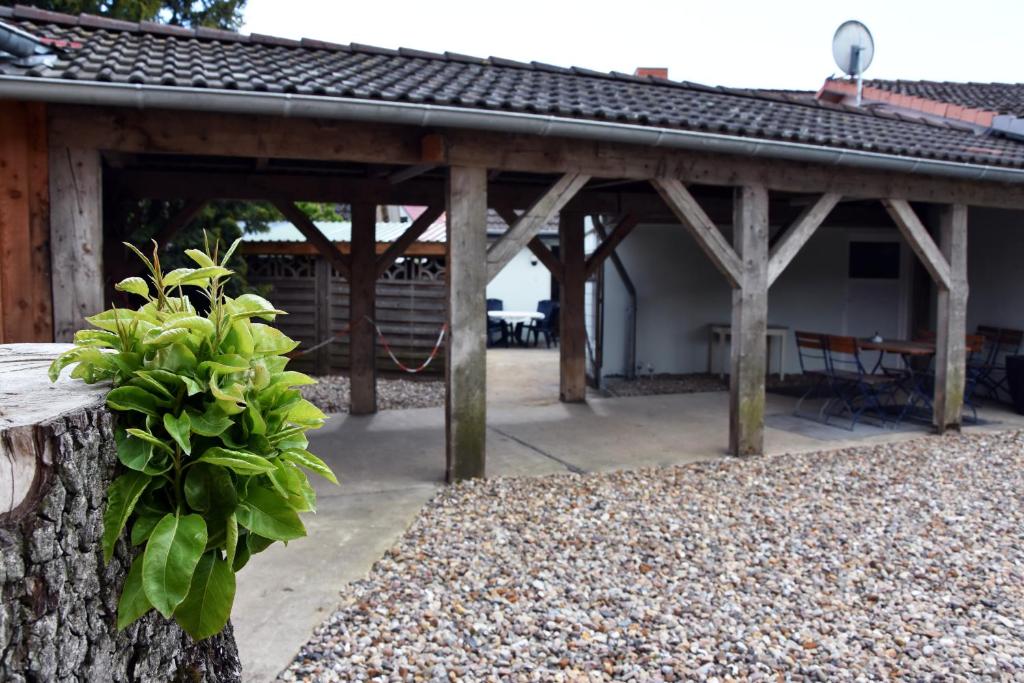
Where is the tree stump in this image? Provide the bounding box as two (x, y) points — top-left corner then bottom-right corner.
(0, 344), (242, 682)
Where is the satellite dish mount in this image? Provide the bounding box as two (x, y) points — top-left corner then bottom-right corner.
(832, 20), (875, 106)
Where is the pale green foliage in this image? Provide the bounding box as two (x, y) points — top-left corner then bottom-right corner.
(50, 236), (338, 640)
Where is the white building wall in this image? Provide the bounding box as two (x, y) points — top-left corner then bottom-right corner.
(485, 248), (552, 313)
(965, 208), (1024, 333)
(602, 223), (913, 377)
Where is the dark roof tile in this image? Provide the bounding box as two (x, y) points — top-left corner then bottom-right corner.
(3, 13), (1024, 169)
(865, 79), (1024, 118)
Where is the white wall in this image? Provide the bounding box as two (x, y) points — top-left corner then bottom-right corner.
(966, 207), (1024, 333)
(602, 223), (913, 377)
(486, 248), (552, 313)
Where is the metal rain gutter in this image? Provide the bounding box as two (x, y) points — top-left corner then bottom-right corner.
(3, 75), (1024, 184)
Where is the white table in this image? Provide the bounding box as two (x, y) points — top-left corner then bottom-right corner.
(488, 310), (545, 346)
(707, 323), (788, 380)
(488, 311), (544, 325)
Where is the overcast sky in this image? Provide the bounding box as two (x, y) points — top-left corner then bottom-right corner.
(242, 0), (1024, 91)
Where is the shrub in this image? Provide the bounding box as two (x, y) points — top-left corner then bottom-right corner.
(49, 237), (337, 640)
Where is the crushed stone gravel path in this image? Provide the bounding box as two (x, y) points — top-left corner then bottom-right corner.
(283, 430), (1024, 681)
(301, 375), (445, 414)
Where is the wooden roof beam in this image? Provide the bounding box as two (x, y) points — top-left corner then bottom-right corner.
(487, 172), (590, 282)
(584, 213), (639, 279)
(271, 199), (352, 279)
(493, 206), (564, 282)
(767, 192), (841, 287)
(882, 198), (952, 289)
(651, 177), (742, 288)
(375, 205), (444, 278)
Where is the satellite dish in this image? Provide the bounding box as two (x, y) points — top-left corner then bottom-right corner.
(832, 20), (874, 77)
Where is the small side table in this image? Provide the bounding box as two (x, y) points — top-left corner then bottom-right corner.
(707, 324), (788, 380)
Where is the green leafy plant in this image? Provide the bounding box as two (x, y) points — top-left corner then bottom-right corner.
(49, 236), (337, 640)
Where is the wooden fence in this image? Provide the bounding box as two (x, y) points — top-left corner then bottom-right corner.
(246, 253), (447, 376)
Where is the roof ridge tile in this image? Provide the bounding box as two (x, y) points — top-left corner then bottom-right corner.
(77, 13), (137, 31)
(12, 4), (78, 23)
(250, 32), (301, 47)
(138, 20), (192, 37)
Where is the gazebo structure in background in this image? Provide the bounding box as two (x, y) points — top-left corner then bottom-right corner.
(3, 6), (1024, 480)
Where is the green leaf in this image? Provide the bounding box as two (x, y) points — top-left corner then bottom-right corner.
(281, 449), (339, 485)
(116, 555), (153, 630)
(286, 399), (327, 429)
(162, 268), (196, 287)
(142, 513), (208, 619)
(236, 485), (307, 541)
(187, 407), (233, 437)
(102, 471), (151, 563)
(125, 427), (174, 454)
(130, 373), (175, 400)
(230, 293), (283, 322)
(163, 315), (216, 338)
(173, 551), (236, 641)
(163, 412), (192, 455)
(221, 321), (254, 357)
(231, 535), (251, 572)
(199, 354), (250, 376)
(115, 276), (150, 298)
(144, 327), (191, 347)
(131, 513), (163, 546)
(153, 343), (197, 374)
(272, 371), (317, 389)
(86, 308), (144, 332)
(185, 248), (216, 268)
(247, 532), (274, 555)
(225, 513), (239, 569)
(73, 329), (120, 348)
(221, 237), (243, 265)
(250, 323), (299, 356)
(196, 447), (276, 475)
(48, 347), (84, 382)
(107, 386), (167, 417)
(268, 459), (316, 513)
(115, 429), (171, 475)
(184, 462), (238, 513)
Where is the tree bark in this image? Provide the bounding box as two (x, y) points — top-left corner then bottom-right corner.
(1, 344), (241, 683)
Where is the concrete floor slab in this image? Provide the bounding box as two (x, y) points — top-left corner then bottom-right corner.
(232, 348), (1024, 681)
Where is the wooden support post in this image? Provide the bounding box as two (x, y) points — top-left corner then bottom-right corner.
(559, 212), (587, 403)
(0, 101), (52, 343)
(49, 145), (103, 342)
(445, 167), (488, 481)
(933, 204), (968, 432)
(349, 202), (377, 415)
(729, 185), (769, 456)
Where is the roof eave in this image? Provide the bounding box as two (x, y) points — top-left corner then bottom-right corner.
(3, 75), (1023, 185)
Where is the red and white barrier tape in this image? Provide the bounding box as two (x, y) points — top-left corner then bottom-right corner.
(290, 317), (447, 374)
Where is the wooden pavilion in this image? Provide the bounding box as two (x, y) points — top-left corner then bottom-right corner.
(4, 6), (1024, 480)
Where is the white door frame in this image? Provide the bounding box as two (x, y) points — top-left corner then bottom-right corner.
(841, 229), (913, 339)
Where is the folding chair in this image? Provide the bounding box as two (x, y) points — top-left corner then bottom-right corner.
(974, 325), (1023, 402)
(486, 298), (508, 347)
(794, 331), (832, 418)
(822, 334), (905, 429)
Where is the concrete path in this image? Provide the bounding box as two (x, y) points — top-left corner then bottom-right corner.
(233, 348), (1024, 681)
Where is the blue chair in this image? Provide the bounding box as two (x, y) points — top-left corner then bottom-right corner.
(526, 300), (559, 348)
(487, 298), (508, 347)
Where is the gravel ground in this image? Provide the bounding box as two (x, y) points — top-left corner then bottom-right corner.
(300, 375), (445, 414)
(283, 431), (1024, 681)
(604, 373), (810, 398)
